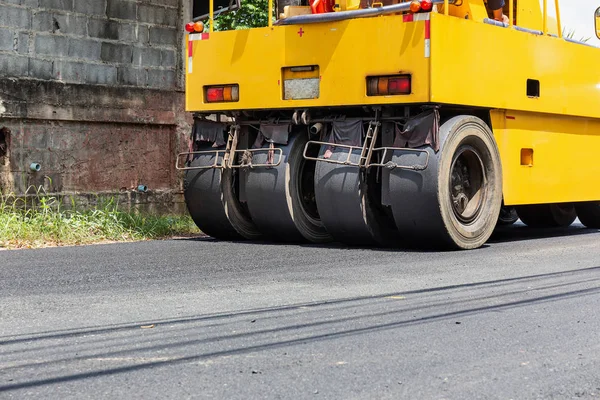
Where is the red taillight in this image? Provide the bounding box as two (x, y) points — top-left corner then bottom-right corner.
(367, 75), (411, 96)
(205, 85), (239, 103)
(206, 87), (224, 102)
(185, 22), (195, 33)
(421, 0), (433, 11)
(388, 77), (411, 94)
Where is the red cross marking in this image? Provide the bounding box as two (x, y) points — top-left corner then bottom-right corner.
(298, 28), (304, 37)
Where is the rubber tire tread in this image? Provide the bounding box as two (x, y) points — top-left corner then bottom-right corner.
(314, 146), (400, 247)
(184, 153), (261, 241)
(387, 115), (503, 250)
(515, 204), (577, 228)
(244, 132), (331, 243)
(575, 202), (600, 229)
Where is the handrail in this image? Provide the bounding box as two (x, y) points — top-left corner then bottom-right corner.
(268, 0), (273, 27)
(210, 0), (214, 32)
(554, 0), (561, 38)
(483, 17), (595, 47)
(542, 0), (547, 35)
(275, 0), (455, 25)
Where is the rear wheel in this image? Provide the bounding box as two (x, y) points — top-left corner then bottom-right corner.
(497, 203), (519, 226)
(574, 202), (600, 228)
(515, 203), (577, 228)
(387, 115), (503, 249)
(244, 130), (332, 243)
(315, 150), (398, 247)
(498, 200), (519, 226)
(184, 151), (262, 240)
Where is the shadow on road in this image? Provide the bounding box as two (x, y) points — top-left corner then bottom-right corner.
(1, 264), (600, 392)
(489, 222), (599, 244)
(175, 222), (600, 252)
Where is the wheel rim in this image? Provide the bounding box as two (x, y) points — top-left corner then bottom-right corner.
(449, 144), (487, 225)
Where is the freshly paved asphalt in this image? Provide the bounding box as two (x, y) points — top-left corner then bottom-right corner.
(1, 222), (600, 399)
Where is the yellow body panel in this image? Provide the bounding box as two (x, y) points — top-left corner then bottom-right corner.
(427, 13), (600, 205)
(491, 110), (600, 205)
(429, 13), (600, 119)
(185, 17), (430, 111)
(185, 1), (600, 206)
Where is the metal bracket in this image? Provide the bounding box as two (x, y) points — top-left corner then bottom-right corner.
(367, 147), (430, 171)
(230, 147), (284, 169)
(302, 120), (380, 169)
(175, 149), (227, 170)
(176, 125), (284, 170)
(303, 140), (363, 166)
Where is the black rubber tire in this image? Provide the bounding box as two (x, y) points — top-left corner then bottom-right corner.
(244, 131), (332, 243)
(184, 152), (262, 241)
(497, 204), (519, 226)
(387, 115), (503, 250)
(314, 145), (401, 247)
(515, 203), (577, 228)
(575, 202), (600, 228)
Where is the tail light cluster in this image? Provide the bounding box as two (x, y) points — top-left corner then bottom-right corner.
(410, 0), (433, 12)
(204, 85), (239, 103)
(367, 75), (411, 96)
(185, 21), (205, 33)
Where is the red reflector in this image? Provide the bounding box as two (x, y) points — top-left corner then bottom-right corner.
(206, 87), (224, 102)
(388, 77), (411, 94)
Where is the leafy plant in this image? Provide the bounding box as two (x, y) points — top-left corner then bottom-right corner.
(0, 183), (201, 250)
(205, 0), (273, 31)
(562, 26), (591, 43)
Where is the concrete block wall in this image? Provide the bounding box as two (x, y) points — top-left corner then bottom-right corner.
(0, 0), (183, 89)
(0, 0), (194, 213)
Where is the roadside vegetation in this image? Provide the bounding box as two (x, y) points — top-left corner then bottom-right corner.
(0, 185), (201, 250)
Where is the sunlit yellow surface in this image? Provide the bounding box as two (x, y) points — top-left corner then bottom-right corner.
(186, 17), (430, 110)
(186, 0), (600, 205)
(491, 110), (600, 205)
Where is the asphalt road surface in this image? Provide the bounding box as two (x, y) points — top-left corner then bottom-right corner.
(1, 222), (600, 399)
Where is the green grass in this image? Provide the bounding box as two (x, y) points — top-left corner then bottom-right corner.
(0, 186), (201, 250)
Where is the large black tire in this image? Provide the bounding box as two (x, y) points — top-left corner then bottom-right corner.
(575, 202), (600, 229)
(387, 115), (503, 250)
(497, 203), (519, 226)
(515, 203), (577, 228)
(314, 145), (401, 247)
(243, 131), (332, 243)
(184, 152), (262, 241)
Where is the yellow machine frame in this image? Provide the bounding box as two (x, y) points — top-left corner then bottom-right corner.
(185, 0), (600, 208)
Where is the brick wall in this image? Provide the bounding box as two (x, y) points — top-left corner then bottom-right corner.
(0, 0), (193, 213)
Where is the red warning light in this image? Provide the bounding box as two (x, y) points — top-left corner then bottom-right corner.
(421, 0), (433, 11)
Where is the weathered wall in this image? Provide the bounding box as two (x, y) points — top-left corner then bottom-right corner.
(0, 0), (193, 213)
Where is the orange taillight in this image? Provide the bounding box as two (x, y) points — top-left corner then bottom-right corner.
(193, 21), (204, 32)
(377, 78), (388, 95)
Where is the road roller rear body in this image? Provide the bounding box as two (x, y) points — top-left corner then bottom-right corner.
(178, 0), (600, 249)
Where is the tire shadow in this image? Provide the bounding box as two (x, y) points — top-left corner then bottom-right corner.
(173, 220), (600, 251)
(488, 220), (599, 244)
